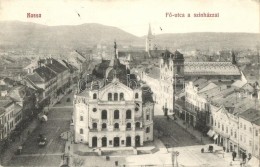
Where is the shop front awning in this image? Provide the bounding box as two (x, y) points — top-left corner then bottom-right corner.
(207, 130), (215, 137)
(213, 134), (219, 140)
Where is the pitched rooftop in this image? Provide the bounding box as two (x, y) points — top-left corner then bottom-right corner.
(184, 62), (240, 76)
(239, 108), (260, 124)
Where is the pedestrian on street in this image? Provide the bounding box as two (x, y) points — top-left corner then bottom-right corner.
(242, 152), (247, 163)
(232, 151), (236, 161)
(68, 145), (70, 151)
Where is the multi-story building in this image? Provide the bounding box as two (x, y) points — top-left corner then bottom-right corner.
(239, 109), (260, 159)
(8, 85), (37, 118)
(210, 104), (239, 152)
(184, 79), (217, 129)
(23, 58), (70, 106)
(24, 64), (57, 105)
(43, 58), (70, 95)
(159, 50), (185, 114)
(0, 97), (19, 140)
(73, 42), (154, 147)
(160, 49), (241, 113)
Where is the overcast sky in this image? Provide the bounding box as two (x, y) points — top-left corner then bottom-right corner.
(0, 0), (259, 36)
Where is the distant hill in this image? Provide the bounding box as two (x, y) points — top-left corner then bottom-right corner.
(151, 33), (260, 50)
(0, 21), (142, 50)
(0, 21), (259, 51)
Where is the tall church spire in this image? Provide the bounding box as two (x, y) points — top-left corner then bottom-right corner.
(148, 23), (152, 37)
(146, 23), (154, 53)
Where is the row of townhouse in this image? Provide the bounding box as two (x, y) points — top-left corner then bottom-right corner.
(0, 76), (40, 152)
(175, 78), (260, 161)
(23, 58), (71, 106)
(0, 97), (22, 150)
(141, 49), (241, 116)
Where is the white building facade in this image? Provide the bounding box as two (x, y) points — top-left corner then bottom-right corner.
(73, 43), (154, 148)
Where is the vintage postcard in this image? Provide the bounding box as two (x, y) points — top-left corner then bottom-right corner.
(0, 0), (259, 167)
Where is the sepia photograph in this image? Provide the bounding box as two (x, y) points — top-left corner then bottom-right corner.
(0, 0), (259, 166)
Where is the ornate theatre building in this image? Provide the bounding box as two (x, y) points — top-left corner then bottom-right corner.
(73, 42), (154, 148)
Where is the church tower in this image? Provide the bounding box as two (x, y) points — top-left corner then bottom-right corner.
(145, 24), (154, 53)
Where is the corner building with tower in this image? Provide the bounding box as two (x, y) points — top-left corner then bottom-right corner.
(73, 42), (154, 148)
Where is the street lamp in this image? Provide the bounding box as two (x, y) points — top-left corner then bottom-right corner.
(172, 151), (179, 167)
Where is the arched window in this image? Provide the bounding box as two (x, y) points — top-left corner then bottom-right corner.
(114, 110), (119, 119)
(102, 123), (107, 129)
(126, 123), (131, 129)
(93, 93), (97, 99)
(92, 123), (97, 129)
(114, 93), (118, 101)
(80, 116), (83, 121)
(101, 110), (107, 120)
(80, 128), (83, 134)
(126, 110), (132, 119)
(146, 113), (150, 121)
(114, 123), (119, 129)
(146, 127), (150, 133)
(135, 122), (141, 128)
(108, 93), (112, 101)
(120, 93), (124, 100)
(135, 93), (139, 99)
